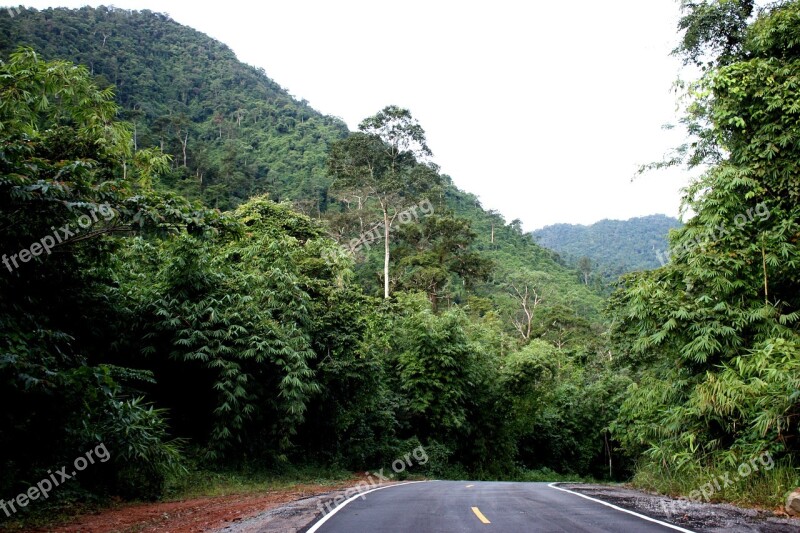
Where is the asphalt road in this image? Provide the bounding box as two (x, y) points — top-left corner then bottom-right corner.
(306, 480), (694, 533)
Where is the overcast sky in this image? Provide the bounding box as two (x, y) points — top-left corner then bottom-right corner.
(22, 0), (693, 230)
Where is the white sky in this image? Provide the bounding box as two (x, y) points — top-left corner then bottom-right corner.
(21, 0), (693, 230)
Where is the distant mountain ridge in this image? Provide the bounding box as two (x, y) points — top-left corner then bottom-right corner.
(532, 214), (682, 279)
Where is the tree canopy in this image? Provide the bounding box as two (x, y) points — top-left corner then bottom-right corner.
(2, 3), (798, 520)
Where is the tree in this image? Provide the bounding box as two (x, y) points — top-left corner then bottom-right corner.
(0, 47), (211, 500)
(610, 1), (800, 478)
(328, 106), (442, 298)
(675, 0), (755, 68)
(129, 198), (325, 457)
(503, 271), (549, 341)
(395, 213), (493, 310)
(577, 256), (592, 286)
(391, 294), (480, 445)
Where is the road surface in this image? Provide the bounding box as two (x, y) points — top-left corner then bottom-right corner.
(306, 480), (693, 532)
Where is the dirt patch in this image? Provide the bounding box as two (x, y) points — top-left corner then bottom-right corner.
(559, 483), (800, 532)
(21, 475), (376, 533)
(215, 482), (401, 533)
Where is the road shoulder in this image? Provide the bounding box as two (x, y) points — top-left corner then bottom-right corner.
(557, 483), (799, 532)
(215, 481), (401, 533)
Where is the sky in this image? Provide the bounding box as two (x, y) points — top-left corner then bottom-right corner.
(20, 0), (694, 230)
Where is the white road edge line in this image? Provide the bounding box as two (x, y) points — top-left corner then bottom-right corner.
(547, 483), (697, 533)
(306, 480), (427, 533)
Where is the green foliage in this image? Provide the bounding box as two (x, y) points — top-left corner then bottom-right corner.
(394, 212), (493, 309)
(0, 49), (199, 503)
(0, 8), (635, 518)
(119, 198), (339, 458)
(501, 340), (631, 478)
(99, 397), (186, 500)
(532, 215), (682, 286)
(676, 0), (756, 68)
(0, 6), (348, 209)
(610, 0), (800, 501)
(393, 299), (477, 439)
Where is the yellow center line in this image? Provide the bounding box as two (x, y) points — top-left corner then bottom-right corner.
(471, 506), (491, 524)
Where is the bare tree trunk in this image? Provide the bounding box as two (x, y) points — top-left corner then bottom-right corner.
(181, 131), (188, 167)
(383, 207), (390, 299)
(511, 283), (541, 340)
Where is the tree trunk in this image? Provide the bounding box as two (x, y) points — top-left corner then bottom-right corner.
(181, 131), (188, 167)
(383, 207), (390, 299)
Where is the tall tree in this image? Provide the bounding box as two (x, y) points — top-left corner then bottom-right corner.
(675, 0), (755, 68)
(395, 213), (493, 310)
(327, 106), (442, 298)
(577, 256), (592, 286)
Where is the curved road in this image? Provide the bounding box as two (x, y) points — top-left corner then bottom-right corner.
(306, 481), (693, 533)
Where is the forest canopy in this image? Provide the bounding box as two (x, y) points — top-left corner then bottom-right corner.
(0, 1), (797, 519)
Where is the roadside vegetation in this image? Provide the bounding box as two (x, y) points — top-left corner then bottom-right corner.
(0, 1), (798, 528)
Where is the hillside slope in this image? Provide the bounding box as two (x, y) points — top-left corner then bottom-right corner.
(0, 6), (348, 209)
(532, 214), (682, 280)
(0, 6), (604, 320)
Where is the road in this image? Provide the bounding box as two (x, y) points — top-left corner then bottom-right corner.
(306, 480), (694, 533)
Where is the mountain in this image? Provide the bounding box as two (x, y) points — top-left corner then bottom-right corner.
(0, 6), (348, 210)
(0, 6), (603, 317)
(0, 4), (616, 483)
(532, 214), (682, 281)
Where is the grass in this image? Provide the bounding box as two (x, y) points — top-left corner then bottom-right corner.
(163, 463), (355, 500)
(630, 460), (799, 508)
(429, 466), (597, 483)
(512, 468), (596, 483)
(0, 464), (356, 531)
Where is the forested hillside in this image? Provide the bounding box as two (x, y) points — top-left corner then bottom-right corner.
(532, 214), (682, 283)
(0, 7), (617, 520)
(0, 6), (348, 209)
(1, 1), (798, 525)
(0, 6), (602, 319)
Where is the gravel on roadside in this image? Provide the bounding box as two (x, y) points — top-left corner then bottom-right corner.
(559, 483), (799, 532)
(215, 482), (399, 533)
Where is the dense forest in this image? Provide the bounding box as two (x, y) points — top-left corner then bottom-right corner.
(0, 6), (349, 210)
(532, 214), (683, 286)
(1, 0), (798, 522)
